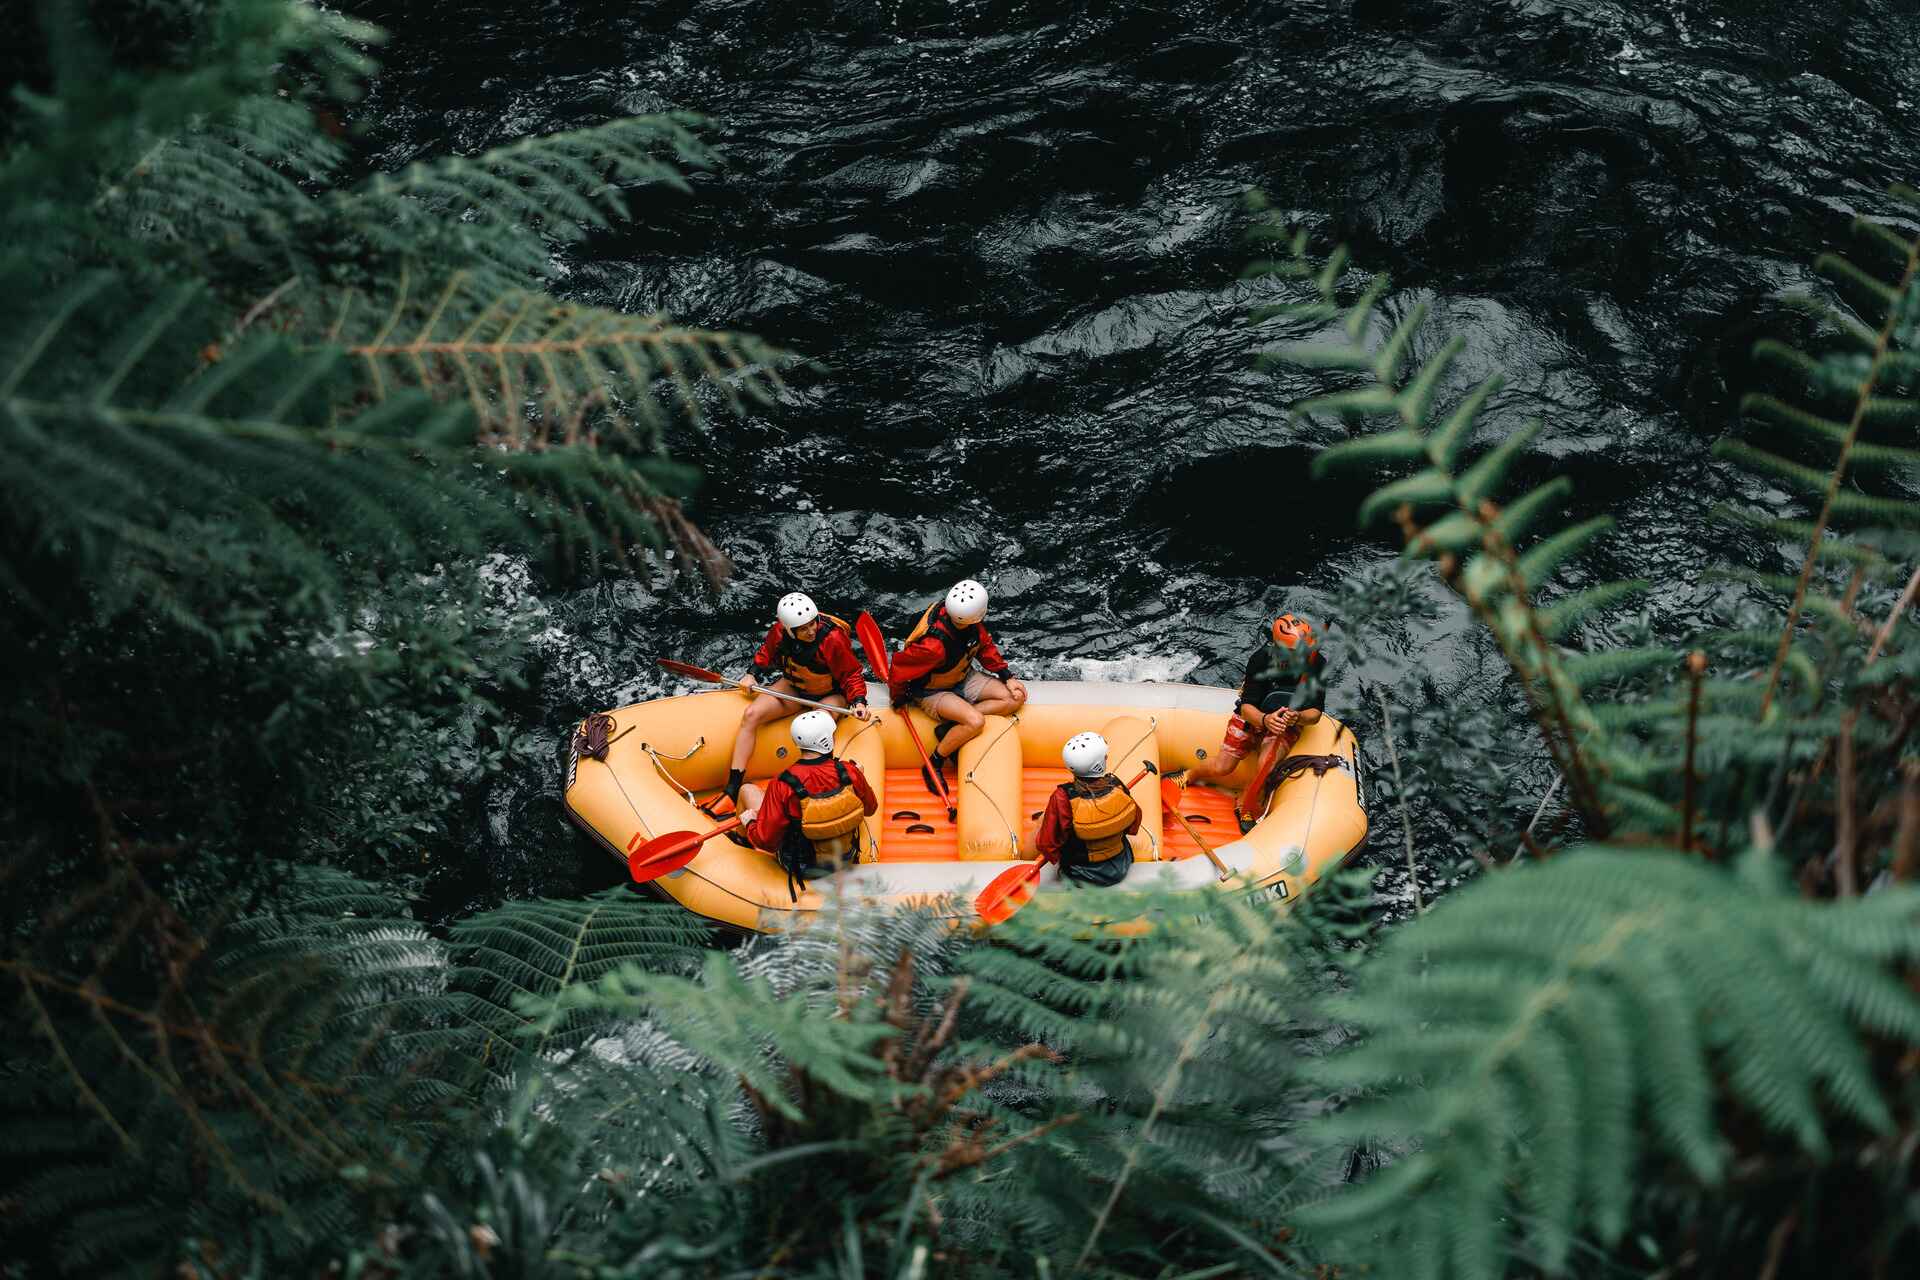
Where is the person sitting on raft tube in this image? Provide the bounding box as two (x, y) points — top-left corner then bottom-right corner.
(737, 710), (879, 899)
(725, 592), (868, 804)
(888, 579), (1027, 792)
(1034, 732), (1141, 888)
(1179, 612), (1327, 816)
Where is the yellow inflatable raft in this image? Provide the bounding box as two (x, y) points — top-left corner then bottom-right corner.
(563, 681), (1368, 933)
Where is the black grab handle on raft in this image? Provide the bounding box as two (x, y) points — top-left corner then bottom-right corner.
(892, 810), (920, 821)
(906, 823), (936, 834)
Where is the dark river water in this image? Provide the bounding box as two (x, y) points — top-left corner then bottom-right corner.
(344, 0), (1920, 921)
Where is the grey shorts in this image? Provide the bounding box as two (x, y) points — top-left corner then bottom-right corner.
(910, 668), (998, 708)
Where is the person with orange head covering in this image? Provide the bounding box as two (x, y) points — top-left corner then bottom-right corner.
(1178, 613), (1328, 822)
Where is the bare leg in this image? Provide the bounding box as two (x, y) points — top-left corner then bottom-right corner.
(1188, 746), (1245, 785)
(729, 681), (802, 772)
(968, 676), (1019, 720)
(918, 690), (985, 756)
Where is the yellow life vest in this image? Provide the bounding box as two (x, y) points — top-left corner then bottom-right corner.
(903, 602), (982, 691)
(1067, 775), (1137, 862)
(775, 612), (853, 695)
(784, 759), (865, 860)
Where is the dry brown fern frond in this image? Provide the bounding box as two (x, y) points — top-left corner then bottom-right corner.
(329, 270), (794, 450)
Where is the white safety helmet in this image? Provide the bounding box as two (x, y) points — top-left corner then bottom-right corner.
(790, 709), (837, 755)
(777, 591), (819, 630)
(1062, 732), (1108, 778)
(944, 579), (988, 626)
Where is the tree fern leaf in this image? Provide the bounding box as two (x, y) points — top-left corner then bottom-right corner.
(1830, 489), (1920, 527)
(1511, 1029), (1580, 1269)
(1405, 510), (1481, 555)
(1273, 342), (1374, 372)
(1395, 334), (1464, 429)
(1314, 246), (1350, 299)
(1710, 506), (1889, 568)
(1852, 216), (1918, 266)
(1712, 437), (1827, 495)
(1343, 271), (1389, 341)
(1372, 300), (1426, 384)
(1858, 395), (1920, 428)
(1427, 373), (1504, 468)
(1293, 383), (1399, 421)
(1815, 251), (1899, 318)
(1739, 391), (1853, 444)
(1781, 293), (1879, 351)
(94, 286), (201, 404)
(1751, 337), (1831, 387)
(2, 273), (114, 397)
(1559, 647), (1684, 689)
(1310, 428), (1427, 477)
(1455, 420), (1540, 506)
(1538, 580), (1651, 641)
(1515, 516), (1613, 591)
(1360, 467), (1452, 528)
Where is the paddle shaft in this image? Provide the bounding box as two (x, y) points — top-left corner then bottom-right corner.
(1161, 784), (1232, 881)
(628, 814), (743, 877)
(853, 613), (956, 817)
(657, 659), (860, 717)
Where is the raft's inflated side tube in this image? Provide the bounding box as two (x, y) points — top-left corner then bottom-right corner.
(955, 714), (1022, 860)
(1211, 716), (1365, 904)
(1100, 714), (1162, 862)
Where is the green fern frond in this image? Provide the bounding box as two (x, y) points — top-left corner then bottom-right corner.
(339, 114), (715, 285)
(446, 892), (711, 1062)
(1537, 580), (1652, 641)
(1301, 852), (1920, 1277)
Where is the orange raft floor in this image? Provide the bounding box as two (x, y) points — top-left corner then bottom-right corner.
(704, 767), (1244, 864)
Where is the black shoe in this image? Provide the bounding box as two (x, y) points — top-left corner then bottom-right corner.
(921, 755), (948, 795)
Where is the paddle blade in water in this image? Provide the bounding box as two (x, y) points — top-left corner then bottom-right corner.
(974, 862), (1042, 925)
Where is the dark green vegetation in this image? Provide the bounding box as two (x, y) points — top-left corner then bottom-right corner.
(4, 2), (1918, 1277)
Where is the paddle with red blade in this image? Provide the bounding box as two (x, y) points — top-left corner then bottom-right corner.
(626, 816), (744, 883)
(854, 612), (956, 821)
(1160, 778), (1233, 882)
(656, 658), (860, 716)
(973, 763), (1157, 925)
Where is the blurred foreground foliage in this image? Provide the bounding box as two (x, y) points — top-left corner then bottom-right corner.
(3, 3), (1918, 1278)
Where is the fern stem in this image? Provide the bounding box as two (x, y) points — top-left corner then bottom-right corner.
(1374, 689), (1424, 914)
(16, 975), (136, 1151)
(1893, 767), (1920, 882)
(1681, 652), (1706, 856)
(1866, 564), (1920, 665)
(1833, 711), (1860, 896)
(1074, 978), (1241, 1271)
(1512, 774), (1564, 862)
(1760, 235), (1920, 714)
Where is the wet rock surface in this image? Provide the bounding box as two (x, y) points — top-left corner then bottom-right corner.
(346, 0), (1920, 916)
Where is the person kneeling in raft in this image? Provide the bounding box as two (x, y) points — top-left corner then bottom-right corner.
(725, 591), (869, 804)
(1033, 732), (1141, 888)
(887, 579), (1026, 794)
(737, 710), (880, 900)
